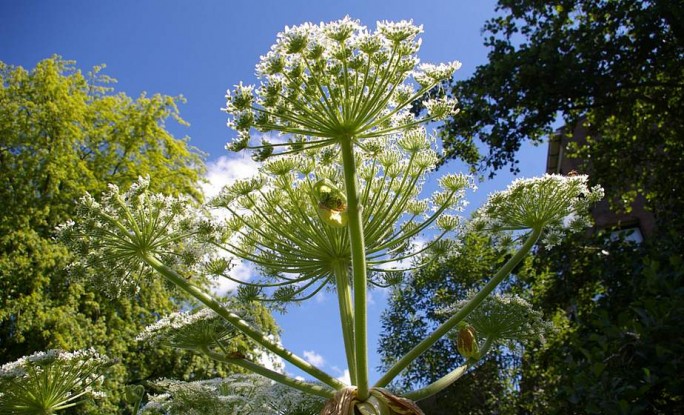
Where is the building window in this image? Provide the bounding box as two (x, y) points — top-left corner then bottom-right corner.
(609, 226), (644, 244)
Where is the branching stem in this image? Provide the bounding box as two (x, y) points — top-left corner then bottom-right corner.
(201, 347), (335, 398)
(141, 253), (346, 391)
(404, 338), (494, 401)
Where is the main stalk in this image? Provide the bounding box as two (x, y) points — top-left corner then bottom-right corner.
(339, 137), (369, 400)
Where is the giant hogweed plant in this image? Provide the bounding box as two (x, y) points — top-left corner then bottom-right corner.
(54, 17), (602, 414)
(0, 349), (109, 414)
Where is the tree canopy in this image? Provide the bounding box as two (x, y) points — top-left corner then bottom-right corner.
(381, 1), (684, 412)
(438, 0), (683, 223)
(0, 54), (205, 357)
(0, 57), (278, 412)
(517, 232), (684, 414)
(378, 231), (541, 414)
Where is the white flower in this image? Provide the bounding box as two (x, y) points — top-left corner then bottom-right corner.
(376, 19), (423, 43)
(0, 349), (109, 414)
(323, 15), (361, 42)
(424, 96), (459, 120)
(59, 176), (217, 295)
(413, 61), (462, 87)
(140, 374), (324, 414)
(208, 138), (473, 303)
(442, 293), (554, 347)
(474, 174), (604, 233)
(223, 18), (461, 158)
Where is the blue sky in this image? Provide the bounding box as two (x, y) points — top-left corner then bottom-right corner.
(2, 0), (547, 385)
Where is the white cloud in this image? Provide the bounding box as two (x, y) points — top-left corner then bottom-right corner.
(201, 154), (262, 297)
(331, 366), (351, 386)
(336, 369), (351, 386)
(255, 334), (285, 374)
(201, 154), (261, 199)
(303, 350), (325, 368)
(375, 236), (429, 272)
(314, 291), (327, 304)
(210, 259), (256, 296)
(367, 290), (377, 306)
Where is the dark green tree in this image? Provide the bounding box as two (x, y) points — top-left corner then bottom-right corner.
(0, 57), (279, 413)
(437, 0), (683, 225)
(395, 1), (684, 412)
(518, 233), (684, 414)
(378, 232), (542, 414)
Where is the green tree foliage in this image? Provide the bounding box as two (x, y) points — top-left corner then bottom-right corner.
(0, 55), (202, 357)
(0, 57), (279, 412)
(378, 232), (540, 414)
(390, 2), (684, 412)
(436, 0), (683, 223)
(380, 224), (684, 414)
(519, 233), (684, 414)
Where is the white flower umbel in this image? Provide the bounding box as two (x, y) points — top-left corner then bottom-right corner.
(473, 174), (604, 234)
(140, 374), (325, 415)
(223, 17), (460, 157)
(211, 125), (470, 405)
(0, 348), (108, 415)
(59, 176), (214, 295)
(442, 292), (554, 348)
(136, 303), (284, 373)
(210, 130), (471, 304)
(136, 307), (241, 351)
(381, 176), (602, 403)
(63, 176), (346, 396)
(220, 17), (466, 405)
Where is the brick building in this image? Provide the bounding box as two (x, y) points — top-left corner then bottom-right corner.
(545, 122), (656, 241)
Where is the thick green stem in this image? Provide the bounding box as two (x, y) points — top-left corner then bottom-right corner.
(201, 348), (335, 398)
(375, 228), (542, 388)
(339, 137), (369, 400)
(141, 254), (346, 390)
(333, 263), (358, 386)
(407, 365), (468, 402)
(404, 338), (494, 401)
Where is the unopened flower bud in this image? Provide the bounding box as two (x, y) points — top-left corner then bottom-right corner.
(313, 179), (348, 228)
(457, 324), (479, 360)
(317, 204), (348, 228)
(314, 179), (346, 209)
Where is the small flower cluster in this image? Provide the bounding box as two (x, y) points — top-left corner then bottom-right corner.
(0, 348), (107, 378)
(140, 374), (324, 415)
(472, 174), (604, 246)
(137, 304), (284, 373)
(58, 176), (216, 295)
(210, 129), (472, 304)
(0, 348), (108, 414)
(442, 293), (553, 348)
(136, 307), (240, 351)
(223, 16), (460, 157)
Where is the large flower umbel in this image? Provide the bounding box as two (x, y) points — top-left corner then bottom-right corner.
(223, 16), (460, 157)
(140, 374), (325, 414)
(473, 174), (604, 235)
(0, 349), (109, 415)
(58, 176), (214, 295)
(210, 133), (471, 304)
